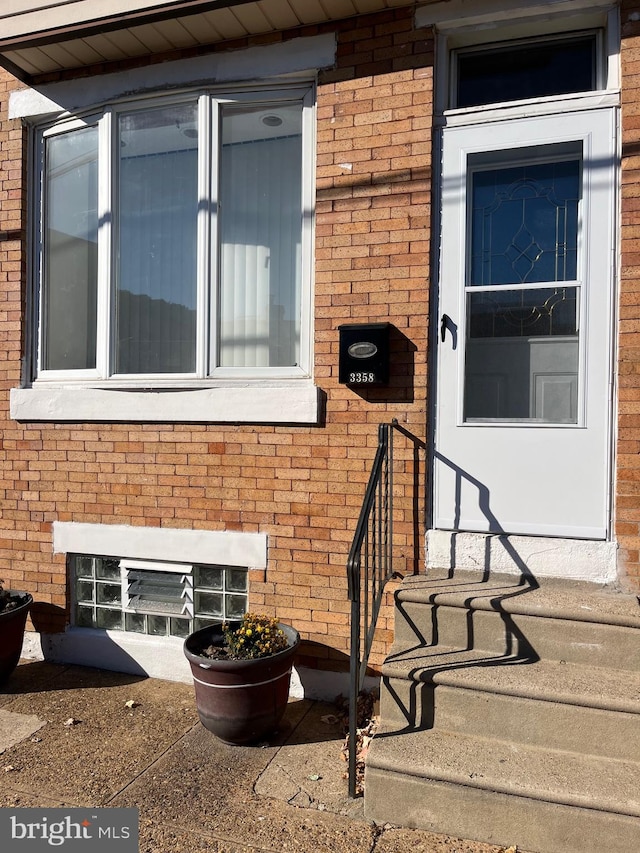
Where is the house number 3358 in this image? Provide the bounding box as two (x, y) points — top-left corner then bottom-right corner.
(349, 372), (376, 383)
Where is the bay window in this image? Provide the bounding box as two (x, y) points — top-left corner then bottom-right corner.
(35, 86), (313, 385)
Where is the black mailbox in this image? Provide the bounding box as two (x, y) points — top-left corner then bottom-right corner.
(339, 323), (390, 385)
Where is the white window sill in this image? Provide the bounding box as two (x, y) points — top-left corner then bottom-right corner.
(10, 382), (320, 424)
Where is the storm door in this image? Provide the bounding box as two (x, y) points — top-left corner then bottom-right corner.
(434, 109), (616, 538)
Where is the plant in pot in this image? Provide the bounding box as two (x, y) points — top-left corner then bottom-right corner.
(183, 612), (300, 745)
(0, 580), (33, 685)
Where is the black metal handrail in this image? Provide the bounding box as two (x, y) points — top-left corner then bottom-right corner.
(346, 420), (395, 798)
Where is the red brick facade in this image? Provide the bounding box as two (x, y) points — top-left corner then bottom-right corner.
(0, 8), (431, 671)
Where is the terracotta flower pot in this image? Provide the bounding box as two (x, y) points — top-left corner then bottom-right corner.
(0, 591), (32, 685)
(183, 621), (300, 744)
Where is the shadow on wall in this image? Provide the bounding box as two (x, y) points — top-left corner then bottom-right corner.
(29, 602), (67, 635)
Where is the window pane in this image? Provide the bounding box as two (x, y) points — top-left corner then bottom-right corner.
(170, 618), (191, 638)
(76, 580), (94, 603)
(116, 104), (198, 374)
(76, 605), (95, 628)
(226, 594), (247, 619)
(464, 288), (579, 423)
(96, 583), (121, 605)
(148, 615), (168, 636)
(125, 612), (146, 633)
(470, 159), (580, 286)
(465, 155), (582, 424)
(75, 555), (95, 578)
(43, 126), (98, 370)
(195, 591), (223, 617)
(96, 609), (122, 630)
(227, 568), (247, 592)
(218, 103), (303, 368)
(468, 287), (578, 339)
(96, 557), (120, 580)
(457, 36), (597, 108)
(194, 566), (223, 589)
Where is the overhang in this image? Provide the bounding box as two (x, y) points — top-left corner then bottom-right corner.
(0, 0), (425, 82)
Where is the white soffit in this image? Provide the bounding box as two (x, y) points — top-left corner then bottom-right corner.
(0, 0), (415, 80)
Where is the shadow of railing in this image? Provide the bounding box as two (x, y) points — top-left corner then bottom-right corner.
(377, 451), (543, 734)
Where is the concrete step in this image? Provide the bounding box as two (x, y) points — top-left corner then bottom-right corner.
(395, 571), (640, 670)
(366, 571), (640, 850)
(365, 728), (640, 853)
(381, 645), (640, 760)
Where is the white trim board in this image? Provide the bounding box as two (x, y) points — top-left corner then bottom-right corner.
(416, 0), (616, 31)
(11, 383), (320, 425)
(427, 529), (618, 584)
(9, 32), (336, 121)
(53, 522), (268, 569)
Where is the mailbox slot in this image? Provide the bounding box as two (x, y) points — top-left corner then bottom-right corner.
(339, 323), (390, 385)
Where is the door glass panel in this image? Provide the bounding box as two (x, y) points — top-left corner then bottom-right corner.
(465, 288), (578, 422)
(464, 154), (581, 424)
(469, 158), (580, 286)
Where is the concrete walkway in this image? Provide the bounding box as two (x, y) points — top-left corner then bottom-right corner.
(0, 660), (516, 853)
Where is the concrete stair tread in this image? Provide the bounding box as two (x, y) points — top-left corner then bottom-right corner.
(366, 727), (640, 818)
(382, 644), (640, 714)
(398, 570), (640, 628)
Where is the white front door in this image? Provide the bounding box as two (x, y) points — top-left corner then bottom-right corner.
(434, 108), (616, 539)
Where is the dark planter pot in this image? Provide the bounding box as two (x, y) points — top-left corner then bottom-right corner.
(183, 621), (300, 745)
(0, 591), (32, 686)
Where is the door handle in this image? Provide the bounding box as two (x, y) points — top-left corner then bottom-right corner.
(440, 314), (451, 343)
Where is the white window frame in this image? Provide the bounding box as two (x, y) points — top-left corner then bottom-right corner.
(13, 84), (319, 424)
(428, 3), (620, 120)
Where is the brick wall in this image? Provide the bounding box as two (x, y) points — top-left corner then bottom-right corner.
(618, 0), (640, 591)
(0, 7), (432, 670)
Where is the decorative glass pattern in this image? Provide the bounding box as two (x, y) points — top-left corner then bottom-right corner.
(470, 160), (580, 286)
(468, 287), (578, 339)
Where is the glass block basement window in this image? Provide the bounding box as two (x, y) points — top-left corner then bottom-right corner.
(72, 555), (248, 638)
